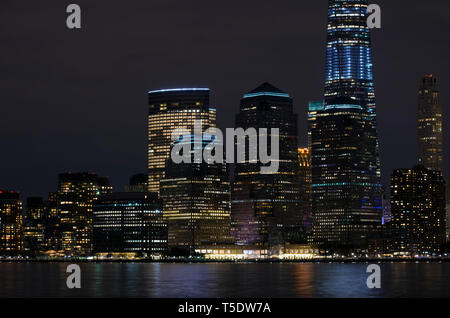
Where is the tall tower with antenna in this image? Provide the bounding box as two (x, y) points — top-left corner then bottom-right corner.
(311, 0), (382, 250)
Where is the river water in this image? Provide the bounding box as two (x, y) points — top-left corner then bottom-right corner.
(0, 262), (449, 297)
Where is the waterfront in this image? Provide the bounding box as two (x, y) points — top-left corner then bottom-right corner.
(0, 262), (449, 298)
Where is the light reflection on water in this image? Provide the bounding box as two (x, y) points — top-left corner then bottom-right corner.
(0, 262), (449, 298)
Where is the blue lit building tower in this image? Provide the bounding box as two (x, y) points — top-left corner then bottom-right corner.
(311, 0), (382, 250)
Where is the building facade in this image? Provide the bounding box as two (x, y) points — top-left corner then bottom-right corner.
(0, 190), (23, 256)
(307, 101), (325, 150)
(311, 0), (382, 250)
(382, 194), (392, 224)
(231, 82), (301, 246)
(160, 134), (232, 251)
(57, 172), (112, 256)
(418, 74), (443, 172)
(23, 197), (45, 255)
(148, 88), (216, 194)
(41, 193), (61, 253)
(93, 192), (167, 257)
(298, 148), (312, 231)
(390, 166), (446, 256)
(446, 180), (450, 242)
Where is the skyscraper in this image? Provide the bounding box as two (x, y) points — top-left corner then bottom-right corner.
(390, 165), (446, 256)
(418, 74), (443, 172)
(298, 148), (312, 231)
(57, 172), (112, 256)
(382, 194), (392, 224)
(231, 83), (301, 246)
(0, 190), (23, 256)
(93, 192), (167, 257)
(148, 88), (216, 195)
(446, 183), (450, 242)
(312, 0), (382, 249)
(160, 134), (232, 252)
(307, 101), (325, 150)
(41, 193), (60, 253)
(23, 197), (45, 255)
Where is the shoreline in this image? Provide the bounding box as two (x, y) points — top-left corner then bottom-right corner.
(1, 258), (449, 264)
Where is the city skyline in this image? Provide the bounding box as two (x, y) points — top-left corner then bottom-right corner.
(0, 0), (449, 260)
(1, 1), (449, 199)
(3, 0), (450, 305)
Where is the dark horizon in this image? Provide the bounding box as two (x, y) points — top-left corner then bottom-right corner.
(1, 0), (449, 200)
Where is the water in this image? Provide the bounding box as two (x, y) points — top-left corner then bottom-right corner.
(0, 262), (449, 298)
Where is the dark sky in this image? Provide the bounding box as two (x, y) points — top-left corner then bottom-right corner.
(1, 0), (449, 199)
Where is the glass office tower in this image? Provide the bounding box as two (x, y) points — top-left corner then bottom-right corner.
(93, 192), (167, 257)
(307, 101), (325, 150)
(57, 172), (112, 256)
(312, 0), (382, 250)
(232, 83), (301, 246)
(160, 134), (232, 252)
(418, 74), (443, 172)
(298, 148), (312, 231)
(0, 190), (23, 256)
(148, 88), (216, 195)
(390, 166), (446, 256)
(23, 197), (45, 255)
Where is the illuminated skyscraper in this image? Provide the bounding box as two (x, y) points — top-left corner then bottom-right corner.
(298, 148), (312, 231)
(306, 101), (324, 232)
(42, 193), (60, 253)
(93, 192), (167, 257)
(307, 101), (324, 150)
(148, 88), (216, 195)
(160, 134), (232, 251)
(446, 181), (450, 242)
(312, 0), (382, 249)
(382, 194), (391, 224)
(418, 74), (443, 172)
(231, 83), (301, 246)
(23, 197), (45, 255)
(390, 166), (446, 256)
(0, 190), (23, 256)
(57, 172), (112, 256)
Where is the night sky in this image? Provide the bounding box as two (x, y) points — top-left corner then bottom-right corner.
(1, 0), (449, 199)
